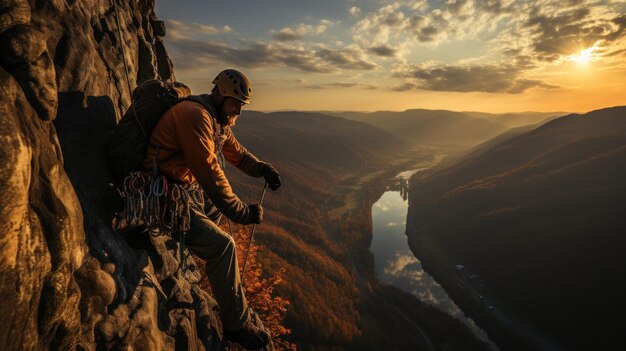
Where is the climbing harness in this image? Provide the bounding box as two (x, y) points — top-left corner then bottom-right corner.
(113, 170), (205, 276)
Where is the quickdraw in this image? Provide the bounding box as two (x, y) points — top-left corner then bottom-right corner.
(112, 171), (203, 238)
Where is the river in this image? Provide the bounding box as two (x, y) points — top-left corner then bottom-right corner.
(370, 169), (497, 349)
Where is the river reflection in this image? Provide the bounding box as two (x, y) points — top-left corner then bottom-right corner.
(371, 170), (495, 347)
(371, 190), (460, 313)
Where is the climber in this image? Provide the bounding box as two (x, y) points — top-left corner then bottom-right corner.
(143, 69), (281, 349)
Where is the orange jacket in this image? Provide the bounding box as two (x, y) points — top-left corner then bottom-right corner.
(143, 97), (269, 224)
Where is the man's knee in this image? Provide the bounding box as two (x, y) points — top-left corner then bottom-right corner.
(222, 234), (236, 253)
(186, 219), (236, 260)
(208, 229), (236, 258)
(195, 233), (236, 269)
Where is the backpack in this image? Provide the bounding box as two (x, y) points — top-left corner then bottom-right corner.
(107, 79), (216, 185)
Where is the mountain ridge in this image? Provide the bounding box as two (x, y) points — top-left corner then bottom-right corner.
(326, 109), (510, 147)
(407, 105), (626, 350)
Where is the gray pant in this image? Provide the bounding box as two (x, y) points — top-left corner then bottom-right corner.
(184, 201), (249, 330)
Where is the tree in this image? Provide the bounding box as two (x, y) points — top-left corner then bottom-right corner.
(196, 221), (295, 350)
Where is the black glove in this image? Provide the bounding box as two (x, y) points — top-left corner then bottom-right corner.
(263, 166), (282, 191)
(248, 204), (264, 224)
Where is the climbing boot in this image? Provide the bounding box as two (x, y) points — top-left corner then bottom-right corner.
(224, 313), (270, 350)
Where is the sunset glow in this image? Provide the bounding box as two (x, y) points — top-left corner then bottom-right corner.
(569, 47), (594, 64)
(156, 0), (626, 113)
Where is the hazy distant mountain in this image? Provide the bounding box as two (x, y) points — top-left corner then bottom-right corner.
(238, 110), (406, 172)
(408, 106), (626, 350)
(462, 111), (565, 128)
(328, 109), (510, 147)
(436, 122), (551, 171)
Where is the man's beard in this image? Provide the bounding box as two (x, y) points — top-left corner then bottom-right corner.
(216, 109), (239, 126)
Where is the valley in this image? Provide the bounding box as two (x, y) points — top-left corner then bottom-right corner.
(226, 110), (494, 349)
(228, 106), (626, 350)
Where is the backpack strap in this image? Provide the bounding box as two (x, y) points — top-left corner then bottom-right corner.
(147, 142), (181, 174)
(179, 94), (218, 118)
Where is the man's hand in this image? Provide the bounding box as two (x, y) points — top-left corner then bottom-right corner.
(263, 166), (282, 191)
(248, 204), (264, 224)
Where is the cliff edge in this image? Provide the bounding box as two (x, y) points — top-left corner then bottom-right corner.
(0, 1), (228, 350)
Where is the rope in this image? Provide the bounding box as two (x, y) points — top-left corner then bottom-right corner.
(113, 0), (146, 136)
(179, 230), (186, 273)
(241, 182), (269, 282)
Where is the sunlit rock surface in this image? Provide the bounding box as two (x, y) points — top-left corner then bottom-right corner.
(0, 1), (225, 350)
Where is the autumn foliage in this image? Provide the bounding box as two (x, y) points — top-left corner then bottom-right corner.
(195, 221), (296, 351)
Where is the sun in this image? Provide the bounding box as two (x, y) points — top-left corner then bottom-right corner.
(568, 47), (594, 64)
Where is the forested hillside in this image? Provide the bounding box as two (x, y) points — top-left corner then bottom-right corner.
(226, 110), (491, 350)
(408, 106), (626, 350)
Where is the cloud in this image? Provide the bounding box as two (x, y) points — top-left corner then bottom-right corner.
(167, 37), (379, 74)
(352, 0), (626, 63)
(406, 12), (449, 42)
(347, 0), (626, 93)
(165, 0), (626, 95)
(476, 1), (626, 69)
(384, 253), (418, 276)
(444, 0), (473, 16)
(392, 82), (417, 91)
(521, 7), (626, 62)
(317, 47), (378, 70)
(395, 63), (558, 93)
(367, 44), (399, 57)
(604, 47), (626, 57)
(374, 202), (390, 212)
(169, 39), (319, 72)
(352, 1), (476, 47)
(475, 0), (514, 15)
(270, 20), (333, 41)
(272, 28), (304, 41)
(166, 19), (232, 40)
(352, 3), (407, 45)
(304, 82), (377, 90)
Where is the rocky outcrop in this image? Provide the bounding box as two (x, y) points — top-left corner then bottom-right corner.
(0, 1), (223, 350)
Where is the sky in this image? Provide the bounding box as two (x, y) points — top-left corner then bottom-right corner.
(155, 0), (626, 113)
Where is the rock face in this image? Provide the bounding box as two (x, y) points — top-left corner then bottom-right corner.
(0, 1), (223, 350)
